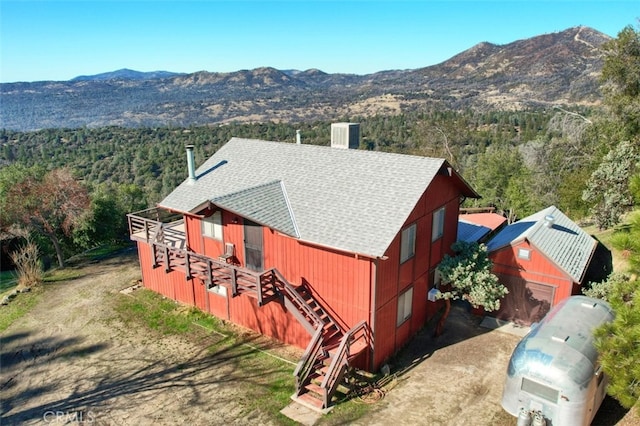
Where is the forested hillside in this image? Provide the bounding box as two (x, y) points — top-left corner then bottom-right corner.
(1, 109), (580, 214)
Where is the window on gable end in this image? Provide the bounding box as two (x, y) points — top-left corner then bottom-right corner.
(202, 211), (223, 240)
(518, 248), (531, 260)
(400, 223), (417, 263)
(432, 207), (446, 241)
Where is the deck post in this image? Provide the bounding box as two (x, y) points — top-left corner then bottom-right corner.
(207, 260), (213, 288)
(231, 268), (238, 296)
(185, 252), (191, 280)
(151, 244), (159, 268)
(256, 273), (263, 306)
(163, 246), (170, 272)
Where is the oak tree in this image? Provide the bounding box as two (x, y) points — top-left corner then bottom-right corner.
(1, 166), (90, 268)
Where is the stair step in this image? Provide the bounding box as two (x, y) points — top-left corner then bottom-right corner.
(349, 339), (368, 355)
(304, 382), (325, 397)
(294, 392), (324, 410)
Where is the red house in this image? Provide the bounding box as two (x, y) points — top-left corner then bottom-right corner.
(486, 206), (599, 325)
(128, 133), (478, 410)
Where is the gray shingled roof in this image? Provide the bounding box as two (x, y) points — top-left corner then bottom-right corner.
(160, 138), (476, 258)
(486, 206), (597, 282)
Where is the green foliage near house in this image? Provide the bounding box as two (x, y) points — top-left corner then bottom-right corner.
(600, 25), (640, 141)
(591, 274), (640, 409)
(582, 141), (639, 229)
(579, 24), (640, 230)
(436, 241), (508, 312)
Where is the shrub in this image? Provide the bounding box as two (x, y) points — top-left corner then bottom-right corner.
(9, 239), (43, 288)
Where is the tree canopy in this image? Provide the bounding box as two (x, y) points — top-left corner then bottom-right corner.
(434, 241), (508, 336)
(600, 24), (640, 140)
(436, 241), (508, 311)
(0, 166), (90, 267)
(585, 273), (640, 409)
(582, 140), (639, 229)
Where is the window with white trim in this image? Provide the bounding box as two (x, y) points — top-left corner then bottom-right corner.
(432, 207), (446, 241)
(202, 211), (222, 240)
(518, 248), (531, 260)
(397, 287), (413, 326)
(400, 223), (417, 263)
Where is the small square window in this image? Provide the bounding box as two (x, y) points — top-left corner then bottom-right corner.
(203, 211), (222, 240)
(518, 248), (531, 260)
(400, 223), (417, 263)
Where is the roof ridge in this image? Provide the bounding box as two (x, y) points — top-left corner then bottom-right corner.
(279, 180), (300, 238)
(211, 179), (282, 200)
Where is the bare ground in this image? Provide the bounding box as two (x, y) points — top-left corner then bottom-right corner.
(1, 250), (635, 425)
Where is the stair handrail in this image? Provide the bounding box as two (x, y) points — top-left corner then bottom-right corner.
(320, 320), (370, 406)
(269, 269), (324, 329)
(293, 325), (324, 394)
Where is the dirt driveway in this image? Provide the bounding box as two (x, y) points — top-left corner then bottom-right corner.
(1, 251), (633, 425)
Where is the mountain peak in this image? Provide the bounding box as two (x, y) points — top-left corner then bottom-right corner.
(1, 26), (613, 130)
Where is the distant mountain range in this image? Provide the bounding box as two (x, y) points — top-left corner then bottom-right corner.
(0, 26), (610, 131)
(71, 68), (185, 81)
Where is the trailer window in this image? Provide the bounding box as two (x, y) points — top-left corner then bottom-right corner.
(521, 378), (559, 403)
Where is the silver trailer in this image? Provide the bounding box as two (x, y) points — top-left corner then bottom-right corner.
(501, 295), (614, 426)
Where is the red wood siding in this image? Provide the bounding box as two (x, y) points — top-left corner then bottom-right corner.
(228, 294), (309, 346)
(136, 167), (469, 371)
(371, 172), (464, 369)
(185, 215), (204, 253)
(264, 229), (372, 335)
(490, 240), (574, 307)
(180, 212), (374, 351)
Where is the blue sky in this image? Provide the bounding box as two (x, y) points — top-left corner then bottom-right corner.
(0, 1), (637, 83)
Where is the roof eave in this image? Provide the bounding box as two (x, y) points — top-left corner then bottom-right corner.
(444, 161), (481, 199)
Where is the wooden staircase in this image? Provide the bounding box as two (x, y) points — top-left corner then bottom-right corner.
(128, 209), (371, 412)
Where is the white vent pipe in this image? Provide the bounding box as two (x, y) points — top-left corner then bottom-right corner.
(186, 145), (196, 183)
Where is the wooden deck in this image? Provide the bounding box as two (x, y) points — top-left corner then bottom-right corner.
(127, 208), (371, 412)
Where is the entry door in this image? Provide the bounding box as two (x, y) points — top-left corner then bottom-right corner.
(244, 220), (263, 271)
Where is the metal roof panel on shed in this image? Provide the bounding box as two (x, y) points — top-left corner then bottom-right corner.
(486, 206), (597, 282)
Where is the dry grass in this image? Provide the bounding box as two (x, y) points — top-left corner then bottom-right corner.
(9, 239), (43, 288)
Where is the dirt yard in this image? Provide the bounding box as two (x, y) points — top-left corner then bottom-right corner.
(1, 250), (635, 425)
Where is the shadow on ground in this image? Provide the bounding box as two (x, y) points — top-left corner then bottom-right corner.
(1, 331), (290, 424)
(390, 302), (490, 378)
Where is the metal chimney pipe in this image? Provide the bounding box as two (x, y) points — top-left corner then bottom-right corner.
(186, 145), (196, 183)
(544, 214), (555, 228)
(296, 129), (301, 145)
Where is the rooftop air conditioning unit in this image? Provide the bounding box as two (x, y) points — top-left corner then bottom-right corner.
(331, 123), (360, 149)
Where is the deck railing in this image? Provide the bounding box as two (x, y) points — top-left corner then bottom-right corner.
(293, 326), (325, 394)
(129, 208), (368, 411)
(128, 209), (277, 304)
(268, 269), (324, 333)
(320, 320), (371, 408)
